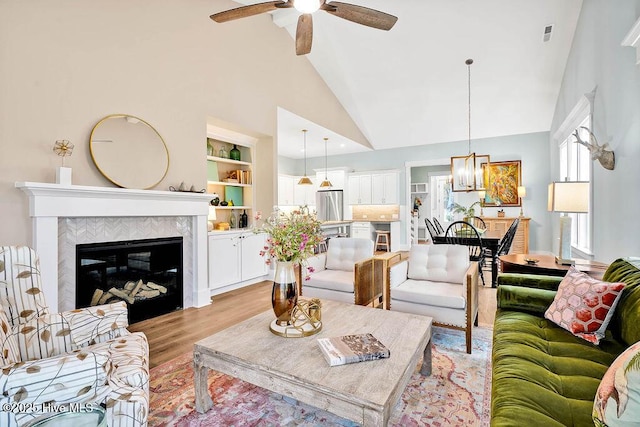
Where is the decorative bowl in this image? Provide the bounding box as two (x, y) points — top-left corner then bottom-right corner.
(524, 258), (539, 265)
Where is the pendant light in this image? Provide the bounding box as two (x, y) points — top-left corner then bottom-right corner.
(298, 129), (313, 185)
(451, 58), (490, 192)
(319, 137), (332, 188)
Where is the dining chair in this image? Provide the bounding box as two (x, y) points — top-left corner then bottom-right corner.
(484, 218), (520, 274)
(424, 218), (439, 242)
(472, 216), (486, 230)
(445, 221), (486, 286)
(433, 217), (444, 234)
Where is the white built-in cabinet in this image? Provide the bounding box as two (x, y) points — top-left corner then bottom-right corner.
(371, 172), (398, 204)
(315, 170), (346, 190)
(348, 171), (399, 205)
(208, 232), (268, 292)
(348, 174), (372, 205)
(278, 174), (317, 206)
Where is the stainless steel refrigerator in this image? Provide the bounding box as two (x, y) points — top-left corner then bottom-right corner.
(316, 190), (344, 221)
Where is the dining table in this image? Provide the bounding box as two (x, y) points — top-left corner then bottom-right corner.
(432, 229), (503, 287)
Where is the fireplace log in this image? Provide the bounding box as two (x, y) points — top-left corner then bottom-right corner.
(130, 279), (144, 297)
(90, 289), (104, 306)
(146, 282), (168, 294)
(109, 287), (135, 305)
(124, 281), (137, 291)
(98, 291), (114, 305)
(136, 289), (161, 300)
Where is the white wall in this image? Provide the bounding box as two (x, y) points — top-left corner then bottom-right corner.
(0, 0), (369, 246)
(550, 0), (640, 263)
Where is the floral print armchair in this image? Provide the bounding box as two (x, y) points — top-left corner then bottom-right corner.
(0, 246), (149, 426)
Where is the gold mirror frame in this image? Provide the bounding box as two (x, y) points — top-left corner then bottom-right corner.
(89, 114), (170, 189)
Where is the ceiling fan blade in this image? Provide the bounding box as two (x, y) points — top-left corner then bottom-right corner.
(322, 1), (397, 31)
(210, 1), (288, 23)
(296, 14), (313, 56)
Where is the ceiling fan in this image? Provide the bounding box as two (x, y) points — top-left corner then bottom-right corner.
(210, 0), (398, 56)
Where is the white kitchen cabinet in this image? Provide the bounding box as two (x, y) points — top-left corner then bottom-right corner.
(371, 172), (399, 204)
(278, 175), (295, 206)
(315, 170), (346, 190)
(293, 178), (317, 206)
(348, 174), (372, 205)
(208, 232), (268, 291)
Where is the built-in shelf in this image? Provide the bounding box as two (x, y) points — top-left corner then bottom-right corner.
(214, 205), (251, 210)
(410, 182), (428, 194)
(206, 155), (251, 167)
(207, 181), (252, 187)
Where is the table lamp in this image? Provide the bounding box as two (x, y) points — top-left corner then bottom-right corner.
(517, 186), (526, 217)
(478, 190), (486, 216)
(547, 181), (589, 265)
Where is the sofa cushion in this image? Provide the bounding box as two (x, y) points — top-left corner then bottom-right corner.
(593, 340), (640, 425)
(304, 270), (353, 293)
(391, 279), (466, 309)
(492, 309), (626, 427)
(325, 238), (374, 272)
(605, 258), (640, 346)
(544, 266), (626, 345)
(407, 244), (469, 283)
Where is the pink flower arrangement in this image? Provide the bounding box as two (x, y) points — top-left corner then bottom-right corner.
(255, 207), (324, 268)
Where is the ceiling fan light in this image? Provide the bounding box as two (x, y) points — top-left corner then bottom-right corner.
(295, 0), (320, 14)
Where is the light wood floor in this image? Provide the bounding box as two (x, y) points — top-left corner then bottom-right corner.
(130, 276), (497, 369)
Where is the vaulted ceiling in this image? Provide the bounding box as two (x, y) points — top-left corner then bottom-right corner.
(216, 0), (583, 159)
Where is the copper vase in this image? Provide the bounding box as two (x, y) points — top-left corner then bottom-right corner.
(272, 261), (298, 326)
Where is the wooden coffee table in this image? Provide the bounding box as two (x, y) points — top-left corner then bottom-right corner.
(499, 253), (608, 280)
(194, 299), (433, 426)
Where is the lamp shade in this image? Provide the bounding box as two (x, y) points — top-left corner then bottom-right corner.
(298, 175), (313, 185)
(547, 181), (589, 213)
(517, 186), (526, 198)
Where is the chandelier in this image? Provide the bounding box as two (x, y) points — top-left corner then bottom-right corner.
(451, 59), (490, 192)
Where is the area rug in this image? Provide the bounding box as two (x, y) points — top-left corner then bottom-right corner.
(149, 326), (492, 426)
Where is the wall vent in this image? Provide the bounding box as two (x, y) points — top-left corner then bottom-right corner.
(543, 24), (553, 42)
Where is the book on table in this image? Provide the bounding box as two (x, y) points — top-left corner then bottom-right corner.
(317, 333), (390, 366)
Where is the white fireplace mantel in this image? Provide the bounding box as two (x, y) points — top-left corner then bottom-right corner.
(16, 182), (213, 310)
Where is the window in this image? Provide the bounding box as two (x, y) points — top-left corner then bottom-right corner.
(558, 115), (592, 254)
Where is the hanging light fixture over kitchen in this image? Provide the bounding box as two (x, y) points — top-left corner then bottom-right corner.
(319, 137), (332, 188)
(451, 59), (490, 192)
(298, 129), (313, 185)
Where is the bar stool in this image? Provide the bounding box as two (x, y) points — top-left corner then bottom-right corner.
(374, 230), (391, 252)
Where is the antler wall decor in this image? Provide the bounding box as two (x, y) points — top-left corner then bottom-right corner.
(572, 126), (615, 170)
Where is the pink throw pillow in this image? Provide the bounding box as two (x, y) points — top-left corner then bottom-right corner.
(544, 266), (625, 345)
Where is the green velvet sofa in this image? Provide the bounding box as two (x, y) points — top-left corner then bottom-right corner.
(491, 257), (640, 426)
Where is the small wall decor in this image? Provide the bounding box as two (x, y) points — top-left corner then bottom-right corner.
(572, 126), (615, 170)
(53, 139), (74, 185)
(482, 160), (522, 206)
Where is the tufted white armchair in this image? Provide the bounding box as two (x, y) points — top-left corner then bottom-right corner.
(387, 244), (479, 353)
(0, 246), (149, 426)
(301, 238), (377, 306)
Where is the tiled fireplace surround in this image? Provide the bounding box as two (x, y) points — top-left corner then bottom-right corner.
(16, 182), (212, 312)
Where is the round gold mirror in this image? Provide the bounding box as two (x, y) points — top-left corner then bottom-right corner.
(89, 114), (170, 189)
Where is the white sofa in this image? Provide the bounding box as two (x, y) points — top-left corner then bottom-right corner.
(301, 238), (377, 306)
(387, 244), (479, 353)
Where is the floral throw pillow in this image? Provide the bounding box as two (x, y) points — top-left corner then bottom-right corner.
(544, 266), (625, 344)
(593, 340), (640, 426)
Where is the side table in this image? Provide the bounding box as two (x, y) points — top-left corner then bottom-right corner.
(499, 253), (608, 280)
